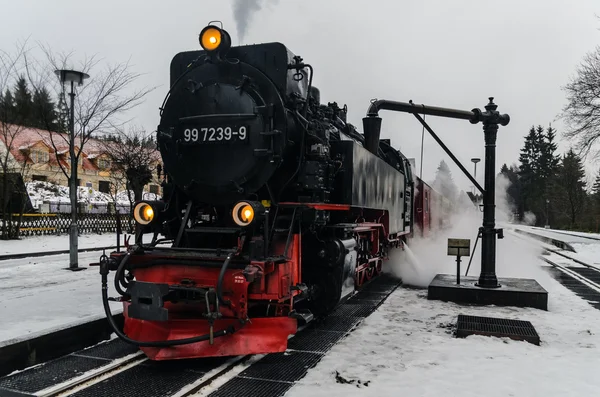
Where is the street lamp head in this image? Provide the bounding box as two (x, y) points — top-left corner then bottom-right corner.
(471, 158), (481, 164)
(54, 69), (90, 86)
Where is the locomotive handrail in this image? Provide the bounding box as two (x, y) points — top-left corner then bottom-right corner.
(179, 113), (257, 121)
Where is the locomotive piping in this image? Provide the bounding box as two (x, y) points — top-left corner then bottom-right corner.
(114, 252), (131, 297)
(366, 99), (477, 122)
(217, 253), (234, 306)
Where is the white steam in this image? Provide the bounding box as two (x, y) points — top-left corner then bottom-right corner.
(384, 173), (547, 288)
(231, 0), (278, 43)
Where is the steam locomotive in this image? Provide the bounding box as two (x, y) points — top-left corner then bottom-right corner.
(97, 23), (452, 361)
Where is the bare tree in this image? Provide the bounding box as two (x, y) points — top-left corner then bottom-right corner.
(0, 40), (32, 239)
(562, 45), (600, 158)
(25, 45), (155, 268)
(103, 126), (161, 238)
(104, 125), (159, 202)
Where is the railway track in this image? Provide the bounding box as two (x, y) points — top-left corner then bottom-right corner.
(507, 230), (600, 311)
(0, 273), (401, 397)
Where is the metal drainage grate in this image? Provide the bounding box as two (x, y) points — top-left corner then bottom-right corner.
(311, 315), (363, 333)
(329, 303), (379, 318)
(0, 354), (108, 393)
(456, 314), (540, 345)
(208, 377), (292, 397)
(75, 338), (139, 360)
(238, 351), (322, 383)
(69, 360), (208, 397)
(287, 329), (346, 353)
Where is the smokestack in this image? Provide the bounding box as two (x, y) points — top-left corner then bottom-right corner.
(362, 115), (382, 155)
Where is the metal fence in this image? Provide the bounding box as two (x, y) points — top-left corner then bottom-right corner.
(0, 212), (133, 238)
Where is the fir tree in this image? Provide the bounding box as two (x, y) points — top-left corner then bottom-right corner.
(433, 160), (458, 201)
(12, 76), (32, 126)
(55, 91), (69, 133)
(556, 149), (587, 227)
(593, 170), (600, 196)
(32, 87), (59, 131)
(518, 127), (539, 221)
(500, 163), (522, 217)
(0, 88), (15, 123)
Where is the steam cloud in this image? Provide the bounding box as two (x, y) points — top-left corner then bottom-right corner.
(232, 0), (278, 44)
(384, 173), (547, 288)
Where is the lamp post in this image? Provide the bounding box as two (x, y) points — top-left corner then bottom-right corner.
(55, 69), (89, 271)
(471, 158), (480, 197)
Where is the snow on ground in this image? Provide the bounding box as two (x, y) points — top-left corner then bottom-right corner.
(0, 233), (125, 255)
(0, 251), (121, 344)
(26, 180), (160, 205)
(284, 233), (600, 397)
(505, 223), (598, 246)
(570, 243), (600, 265)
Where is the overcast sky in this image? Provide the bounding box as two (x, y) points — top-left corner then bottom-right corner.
(1, 0), (599, 192)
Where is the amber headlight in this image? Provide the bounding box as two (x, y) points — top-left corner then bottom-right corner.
(199, 23), (231, 54)
(232, 201), (265, 227)
(133, 201), (164, 226)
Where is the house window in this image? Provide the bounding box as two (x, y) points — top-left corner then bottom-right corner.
(32, 175), (47, 181)
(99, 181), (111, 193)
(31, 150), (49, 163)
(98, 158), (111, 170)
(149, 184), (159, 194)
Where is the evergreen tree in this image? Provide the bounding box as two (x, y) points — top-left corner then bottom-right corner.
(32, 87), (59, 131)
(518, 127), (539, 221)
(500, 163), (522, 217)
(12, 76), (32, 126)
(556, 149), (587, 227)
(518, 124), (561, 225)
(55, 91), (69, 133)
(0, 88), (15, 123)
(433, 160), (458, 201)
(593, 170), (600, 232)
(592, 170), (600, 196)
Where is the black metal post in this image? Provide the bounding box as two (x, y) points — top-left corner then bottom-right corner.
(363, 96), (509, 290)
(68, 81), (80, 270)
(474, 98), (509, 288)
(116, 209), (121, 253)
(456, 255), (461, 285)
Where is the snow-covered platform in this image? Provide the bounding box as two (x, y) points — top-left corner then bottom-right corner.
(0, 234), (122, 344)
(282, 260), (600, 397)
(0, 233), (120, 256)
(506, 224), (600, 252)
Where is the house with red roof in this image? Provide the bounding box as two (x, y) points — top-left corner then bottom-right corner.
(0, 124), (162, 195)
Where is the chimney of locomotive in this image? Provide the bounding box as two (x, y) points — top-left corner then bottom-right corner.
(362, 114), (382, 155)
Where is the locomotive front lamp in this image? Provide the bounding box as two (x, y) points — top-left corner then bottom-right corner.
(133, 201), (165, 226)
(232, 200), (265, 227)
(199, 23), (232, 58)
(200, 26), (222, 51)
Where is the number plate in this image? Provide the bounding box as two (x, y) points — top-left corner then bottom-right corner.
(180, 125), (249, 144)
